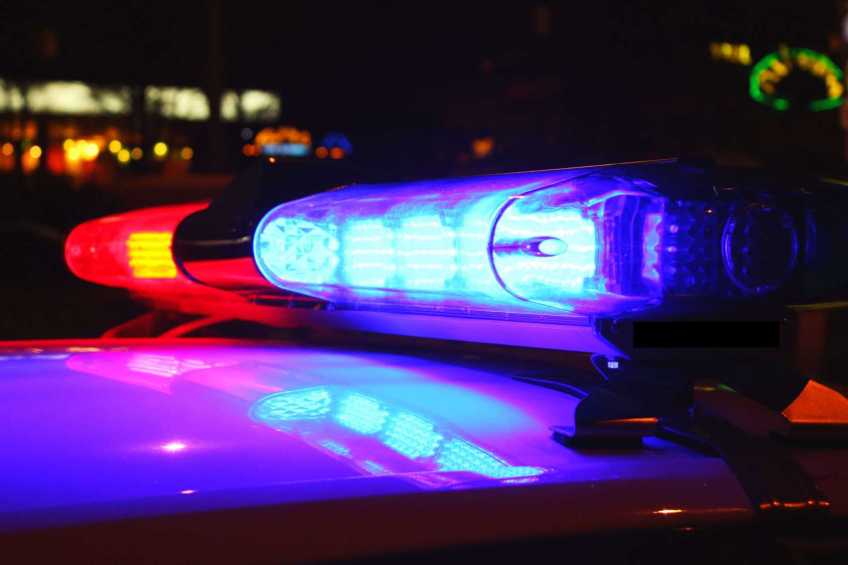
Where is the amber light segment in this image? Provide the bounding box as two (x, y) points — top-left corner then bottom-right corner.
(126, 232), (178, 279)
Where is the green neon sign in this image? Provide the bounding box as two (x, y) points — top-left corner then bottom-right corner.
(749, 47), (844, 111)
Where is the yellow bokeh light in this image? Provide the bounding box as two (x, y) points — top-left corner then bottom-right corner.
(738, 44), (751, 65)
(66, 146), (80, 162)
(180, 146), (193, 160)
(771, 61), (789, 76)
(153, 141), (168, 158)
(29, 145), (42, 159)
(709, 42), (752, 66)
(130, 147), (143, 160)
(82, 141), (99, 161)
(108, 139), (122, 154)
(63, 138), (75, 151)
(117, 148), (131, 164)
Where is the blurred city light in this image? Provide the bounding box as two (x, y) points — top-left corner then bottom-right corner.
(2, 78), (280, 123)
(145, 86), (210, 121)
(709, 42), (752, 66)
(81, 141), (99, 161)
(153, 141), (169, 159)
(471, 136), (494, 159)
(750, 47), (844, 111)
(0, 79), (131, 115)
(145, 86), (281, 122)
(221, 90), (281, 122)
(319, 132), (352, 157)
(253, 126), (312, 158)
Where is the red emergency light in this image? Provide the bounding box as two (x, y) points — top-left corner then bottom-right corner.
(65, 202), (207, 290)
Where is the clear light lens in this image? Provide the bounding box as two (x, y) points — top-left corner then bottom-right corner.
(254, 171), (668, 318)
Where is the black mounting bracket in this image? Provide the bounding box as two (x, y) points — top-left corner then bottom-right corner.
(551, 354), (694, 446)
(551, 353), (808, 446)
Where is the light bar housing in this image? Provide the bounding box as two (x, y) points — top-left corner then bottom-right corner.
(252, 162), (848, 330)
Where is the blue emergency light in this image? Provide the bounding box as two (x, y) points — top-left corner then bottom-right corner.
(253, 161), (845, 324)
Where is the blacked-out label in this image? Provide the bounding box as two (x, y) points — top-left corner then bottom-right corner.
(633, 320), (780, 348)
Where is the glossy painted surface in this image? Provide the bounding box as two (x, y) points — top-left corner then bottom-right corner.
(0, 340), (750, 535)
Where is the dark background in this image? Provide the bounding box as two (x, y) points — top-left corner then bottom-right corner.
(1, 0), (846, 339)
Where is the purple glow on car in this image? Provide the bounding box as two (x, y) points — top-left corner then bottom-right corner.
(0, 341), (750, 533)
(254, 170), (668, 319)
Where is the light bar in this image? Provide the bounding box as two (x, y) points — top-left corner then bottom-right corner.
(254, 170), (668, 319)
(65, 202), (207, 290)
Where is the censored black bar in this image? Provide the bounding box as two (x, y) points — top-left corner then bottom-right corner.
(633, 320), (781, 348)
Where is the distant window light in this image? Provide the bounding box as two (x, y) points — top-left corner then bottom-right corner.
(240, 90), (281, 121)
(145, 86), (210, 121)
(221, 89), (281, 122)
(0, 78), (280, 123)
(0, 79), (26, 112)
(0, 80), (130, 116)
(220, 91), (239, 121)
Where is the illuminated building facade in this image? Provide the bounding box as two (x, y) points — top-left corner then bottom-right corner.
(0, 79), (281, 180)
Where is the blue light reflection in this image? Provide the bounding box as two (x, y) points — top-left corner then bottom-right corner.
(251, 387), (546, 481)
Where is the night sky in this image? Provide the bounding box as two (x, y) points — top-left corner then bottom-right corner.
(0, 1), (839, 135)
